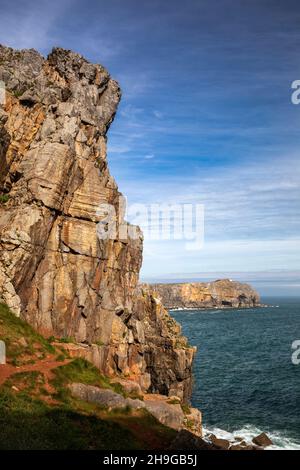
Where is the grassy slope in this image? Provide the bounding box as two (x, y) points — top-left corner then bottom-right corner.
(0, 303), (176, 450)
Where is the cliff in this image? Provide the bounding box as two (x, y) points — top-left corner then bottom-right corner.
(146, 279), (261, 309)
(0, 46), (194, 401)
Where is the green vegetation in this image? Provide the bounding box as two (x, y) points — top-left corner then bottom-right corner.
(185, 418), (194, 431)
(50, 358), (141, 401)
(0, 194), (9, 204)
(181, 403), (191, 414)
(167, 398), (181, 405)
(0, 387), (144, 450)
(5, 371), (45, 393)
(55, 353), (66, 362)
(0, 303), (176, 450)
(0, 303), (55, 365)
(12, 88), (25, 98)
(0, 368), (175, 450)
(52, 358), (114, 392)
(57, 336), (76, 344)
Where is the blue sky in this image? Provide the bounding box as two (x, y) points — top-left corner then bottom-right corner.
(1, 0), (300, 293)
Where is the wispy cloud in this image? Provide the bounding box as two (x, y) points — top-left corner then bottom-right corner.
(119, 151), (300, 276)
(141, 237), (300, 279)
(0, 0), (299, 284)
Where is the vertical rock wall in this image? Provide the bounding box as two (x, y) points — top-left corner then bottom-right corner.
(0, 46), (194, 401)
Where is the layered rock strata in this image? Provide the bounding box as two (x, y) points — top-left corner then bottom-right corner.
(146, 279), (260, 309)
(0, 45), (194, 401)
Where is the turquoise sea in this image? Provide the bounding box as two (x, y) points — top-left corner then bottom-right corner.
(171, 298), (300, 449)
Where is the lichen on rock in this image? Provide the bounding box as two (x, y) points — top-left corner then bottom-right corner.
(0, 45), (194, 401)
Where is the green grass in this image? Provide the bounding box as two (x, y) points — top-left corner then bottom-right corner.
(0, 303), (55, 364)
(12, 89), (24, 98)
(167, 398), (181, 405)
(0, 373), (176, 450)
(0, 304), (177, 450)
(0, 388), (143, 450)
(51, 358), (127, 402)
(55, 353), (67, 362)
(57, 336), (76, 344)
(0, 194), (9, 204)
(181, 403), (191, 414)
(52, 358), (114, 388)
(5, 371), (45, 392)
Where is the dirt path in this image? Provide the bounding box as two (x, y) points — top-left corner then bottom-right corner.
(0, 355), (70, 386)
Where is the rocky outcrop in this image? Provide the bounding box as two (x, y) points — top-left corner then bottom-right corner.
(146, 279), (260, 309)
(69, 383), (202, 436)
(0, 45), (194, 401)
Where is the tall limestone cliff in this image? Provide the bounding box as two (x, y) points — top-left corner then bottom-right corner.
(0, 46), (194, 401)
(147, 279), (261, 309)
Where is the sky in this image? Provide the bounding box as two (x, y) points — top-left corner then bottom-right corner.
(0, 0), (300, 294)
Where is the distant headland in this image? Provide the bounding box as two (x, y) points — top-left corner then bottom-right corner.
(144, 279), (261, 310)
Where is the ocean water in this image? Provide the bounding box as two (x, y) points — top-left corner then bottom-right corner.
(171, 297), (300, 450)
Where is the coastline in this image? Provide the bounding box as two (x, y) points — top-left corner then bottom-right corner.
(169, 304), (267, 311)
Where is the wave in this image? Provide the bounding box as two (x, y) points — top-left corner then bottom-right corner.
(202, 424), (300, 450)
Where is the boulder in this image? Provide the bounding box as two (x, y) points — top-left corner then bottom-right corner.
(144, 399), (185, 431)
(209, 435), (231, 450)
(69, 383), (144, 411)
(230, 441), (251, 450)
(169, 430), (218, 450)
(252, 432), (273, 447)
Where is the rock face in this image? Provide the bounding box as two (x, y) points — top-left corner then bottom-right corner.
(146, 279), (260, 309)
(0, 45), (194, 401)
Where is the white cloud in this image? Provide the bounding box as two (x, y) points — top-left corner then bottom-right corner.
(118, 152), (300, 276)
(141, 237), (300, 278)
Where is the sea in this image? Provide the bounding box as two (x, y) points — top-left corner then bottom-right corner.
(170, 297), (300, 450)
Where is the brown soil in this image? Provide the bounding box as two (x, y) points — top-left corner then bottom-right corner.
(0, 354), (70, 387)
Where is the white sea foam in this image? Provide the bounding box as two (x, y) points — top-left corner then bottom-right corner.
(202, 424), (300, 450)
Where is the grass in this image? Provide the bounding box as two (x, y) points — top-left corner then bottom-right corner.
(181, 403), (191, 414)
(0, 303), (55, 365)
(55, 353), (66, 362)
(0, 303), (177, 450)
(0, 388), (144, 450)
(50, 358), (129, 402)
(51, 359), (113, 391)
(57, 336), (76, 344)
(12, 89), (24, 98)
(0, 369), (176, 450)
(0, 194), (9, 204)
(167, 398), (181, 405)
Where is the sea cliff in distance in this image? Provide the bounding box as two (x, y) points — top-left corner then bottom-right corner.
(145, 279), (261, 309)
